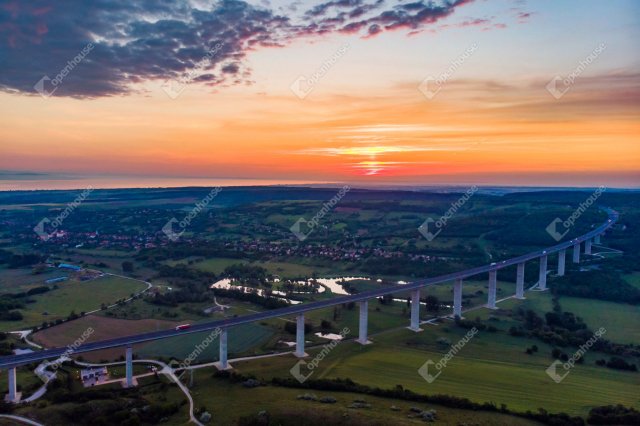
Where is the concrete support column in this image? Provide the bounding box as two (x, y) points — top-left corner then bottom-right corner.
(516, 263), (525, 299)
(7, 367), (17, 403)
(594, 234), (601, 244)
(557, 249), (566, 277)
(219, 328), (228, 369)
(585, 239), (592, 255)
(573, 243), (581, 263)
(295, 314), (306, 357)
(125, 345), (133, 388)
(453, 279), (463, 317)
(487, 270), (497, 309)
(539, 255), (548, 291)
(408, 290), (422, 332)
(357, 301), (371, 344)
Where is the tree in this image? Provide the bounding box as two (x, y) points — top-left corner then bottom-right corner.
(425, 295), (440, 313)
(122, 261), (134, 273)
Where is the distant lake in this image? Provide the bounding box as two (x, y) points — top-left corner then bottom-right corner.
(0, 176), (326, 191)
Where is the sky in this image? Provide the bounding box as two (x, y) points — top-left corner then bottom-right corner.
(0, 0), (639, 188)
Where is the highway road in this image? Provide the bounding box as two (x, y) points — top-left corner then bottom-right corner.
(0, 209), (617, 370)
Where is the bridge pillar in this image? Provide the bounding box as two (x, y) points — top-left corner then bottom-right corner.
(538, 255), (548, 291)
(585, 239), (592, 255)
(219, 328), (229, 369)
(453, 279), (463, 317)
(408, 290), (423, 332)
(6, 367), (18, 403)
(557, 249), (566, 276)
(594, 234), (601, 244)
(295, 314), (307, 357)
(487, 270), (497, 309)
(125, 345), (133, 388)
(516, 262), (525, 299)
(357, 300), (371, 344)
(573, 243), (581, 263)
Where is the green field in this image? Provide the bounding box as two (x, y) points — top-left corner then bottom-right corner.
(137, 322), (273, 362)
(558, 296), (640, 344)
(256, 260), (335, 278)
(0, 266), (70, 295)
(232, 323), (639, 417)
(71, 248), (134, 257)
(179, 256), (341, 279)
(188, 257), (248, 274)
(184, 373), (542, 425)
(0, 275), (147, 331)
(97, 297), (211, 321)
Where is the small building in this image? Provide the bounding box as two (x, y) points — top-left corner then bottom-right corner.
(80, 367), (108, 386)
(45, 276), (68, 284)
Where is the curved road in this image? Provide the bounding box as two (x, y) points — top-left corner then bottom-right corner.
(73, 359), (203, 426)
(0, 415), (45, 426)
(0, 209), (617, 370)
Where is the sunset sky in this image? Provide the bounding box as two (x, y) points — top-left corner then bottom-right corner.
(0, 0), (639, 188)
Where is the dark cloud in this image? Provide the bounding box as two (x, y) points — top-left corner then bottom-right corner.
(368, 24), (381, 35)
(306, 0), (367, 17)
(0, 0), (476, 98)
(221, 63), (240, 74)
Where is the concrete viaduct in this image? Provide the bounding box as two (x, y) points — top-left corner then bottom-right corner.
(0, 210), (617, 402)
